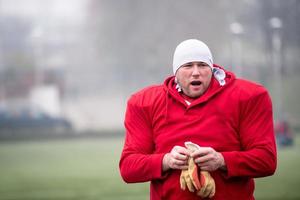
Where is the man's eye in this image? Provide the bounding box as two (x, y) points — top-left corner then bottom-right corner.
(198, 64), (208, 68)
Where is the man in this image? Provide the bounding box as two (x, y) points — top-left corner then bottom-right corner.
(119, 39), (277, 199)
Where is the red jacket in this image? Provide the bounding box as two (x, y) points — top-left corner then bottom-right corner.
(119, 65), (277, 200)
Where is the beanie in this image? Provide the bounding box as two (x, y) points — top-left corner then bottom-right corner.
(172, 39), (213, 74)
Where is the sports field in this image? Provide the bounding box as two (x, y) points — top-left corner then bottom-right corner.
(0, 134), (299, 200)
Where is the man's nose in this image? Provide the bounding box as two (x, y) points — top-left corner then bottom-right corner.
(191, 65), (200, 76)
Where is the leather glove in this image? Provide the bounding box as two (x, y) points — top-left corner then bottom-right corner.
(180, 142), (216, 198)
(180, 155), (201, 192)
(180, 164), (196, 192)
(197, 171), (216, 198)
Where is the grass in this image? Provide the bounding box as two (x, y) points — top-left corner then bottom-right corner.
(0, 135), (300, 200)
(0, 137), (148, 200)
(255, 138), (300, 200)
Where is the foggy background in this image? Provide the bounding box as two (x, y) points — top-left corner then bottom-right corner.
(0, 1), (300, 200)
(0, 0), (299, 134)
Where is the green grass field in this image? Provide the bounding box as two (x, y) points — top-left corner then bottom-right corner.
(0, 135), (300, 200)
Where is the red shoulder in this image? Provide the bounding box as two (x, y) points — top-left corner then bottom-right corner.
(128, 84), (166, 107)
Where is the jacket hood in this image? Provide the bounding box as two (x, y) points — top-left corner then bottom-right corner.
(163, 64), (236, 107)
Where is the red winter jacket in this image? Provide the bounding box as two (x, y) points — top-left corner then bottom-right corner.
(119, 65), (277, 200)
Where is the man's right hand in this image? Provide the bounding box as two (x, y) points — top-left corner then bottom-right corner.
(162, 146), (190, 172)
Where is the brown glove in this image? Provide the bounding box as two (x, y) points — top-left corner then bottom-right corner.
(180, 165), (196, 192)
(180, 155), (201, 192)
(179, 142), (216, 198)
(197, 171), (216, 198)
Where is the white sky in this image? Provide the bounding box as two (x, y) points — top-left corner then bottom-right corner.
(0, 0), (88, 23)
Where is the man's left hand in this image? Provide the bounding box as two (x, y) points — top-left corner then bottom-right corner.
(191, 147), (226, 171)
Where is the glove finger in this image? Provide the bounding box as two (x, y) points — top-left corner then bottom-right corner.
(202, 173), (216, 199)
(197, 178), (211, 198)
(190, 166), (201, 190)
(197, 186), (206, 198)
(200, 171), (208, 187)
(185, 142), (201, 151)
(202, 177), (213, 198)
(208, 177), (216, 198)
(188, 158), (201, 190)
(180, 171), (187, 190)
(185, 173), (195, 192)
(197, 171), (216, 198)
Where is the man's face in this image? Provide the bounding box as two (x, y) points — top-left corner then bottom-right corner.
(175, 62), (212, 98)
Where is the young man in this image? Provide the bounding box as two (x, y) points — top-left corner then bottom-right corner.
(119, 39), (277, 199)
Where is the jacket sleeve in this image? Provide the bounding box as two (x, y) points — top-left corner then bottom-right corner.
(221, 88), (277, 178)
(119, 95), (165, 183)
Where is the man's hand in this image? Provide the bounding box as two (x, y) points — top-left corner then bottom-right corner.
(191, 147), (226, 171)
(162, 145), (189, 172)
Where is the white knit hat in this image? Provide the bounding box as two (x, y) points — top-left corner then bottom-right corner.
(172, 39), (213, 74)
